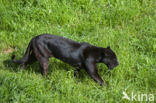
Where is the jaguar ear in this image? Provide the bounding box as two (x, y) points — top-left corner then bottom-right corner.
(107, 46), (110, 49)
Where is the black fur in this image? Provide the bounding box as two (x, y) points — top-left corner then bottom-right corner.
(12, 34), (119, 85)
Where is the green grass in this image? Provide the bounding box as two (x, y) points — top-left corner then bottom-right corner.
(0, 0), (156, 103)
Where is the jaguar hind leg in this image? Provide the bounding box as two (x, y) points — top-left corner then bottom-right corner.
(37, 56), (49, 75)
(21, 52), (37, 69)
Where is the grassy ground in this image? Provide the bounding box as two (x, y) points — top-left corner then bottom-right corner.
(0, 0), (156, 103)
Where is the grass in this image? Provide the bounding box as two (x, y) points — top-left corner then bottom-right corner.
(0, 0), (156, 103)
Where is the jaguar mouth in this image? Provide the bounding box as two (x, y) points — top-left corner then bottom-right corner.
(108, 63), (119, 70)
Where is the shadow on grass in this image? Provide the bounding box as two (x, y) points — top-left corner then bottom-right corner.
(3, 59), (19, 72)
(3, 59), (41, 74)
(48, 60), (87, 79)
(3, 59), (87, 80)
(3, 59), (112, 86)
